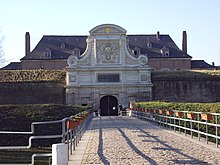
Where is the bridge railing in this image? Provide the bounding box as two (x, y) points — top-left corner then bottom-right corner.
(131, 108), (220, 148)
(0, 109), (94, 165)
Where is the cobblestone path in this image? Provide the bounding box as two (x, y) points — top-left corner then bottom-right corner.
(79, 116), (220, 165)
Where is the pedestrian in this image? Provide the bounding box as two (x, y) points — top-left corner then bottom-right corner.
(118, 103), (123, 116)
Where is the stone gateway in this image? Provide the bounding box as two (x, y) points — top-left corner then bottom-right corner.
(66, 24), (152, 115)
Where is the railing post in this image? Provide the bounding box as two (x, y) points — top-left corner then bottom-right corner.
(206, 120), (208, 144)
(73, 128), (76, 151)
(70, 129), (73, 155)
(162, 114), (165, 127)
(174, 111), (176, 132)
(62, 120), (66, 143)
(165, 113), (168, 128)
(216, 114), (218, 148)
(184, 112), (186, 135)
(67, 129), (70, 160)
(190, 119), (193, 138)
(179, 114), (181, 134)
(75, 126), (78, 147)
(169, 113), (172, 130)
(198, 113), (200, 141)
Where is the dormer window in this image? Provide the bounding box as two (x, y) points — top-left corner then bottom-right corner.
(44, 48), (52, 59)
(161, 46), (169, 57)
(133, 47), (141, 56)
(147, 40), (152, 48)
(60, 43), (65, 49)
(73, 47), (80, 57)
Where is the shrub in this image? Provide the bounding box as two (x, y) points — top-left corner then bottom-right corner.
(136, 101), (220, 113)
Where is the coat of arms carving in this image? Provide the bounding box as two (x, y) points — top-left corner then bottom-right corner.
(96, 40), (120, 64)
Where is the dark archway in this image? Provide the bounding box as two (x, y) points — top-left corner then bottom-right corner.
(100, 95), (118, 116)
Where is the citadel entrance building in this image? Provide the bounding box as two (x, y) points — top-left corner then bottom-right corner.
(66, 24), (152, 113)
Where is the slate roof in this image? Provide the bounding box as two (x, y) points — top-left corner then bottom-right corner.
(21, 34), (192, 60)
(1, 62), (22, 70)
(191, 60), (216, 69)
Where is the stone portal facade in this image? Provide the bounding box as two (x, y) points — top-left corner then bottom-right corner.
(66, 24), (152, 109)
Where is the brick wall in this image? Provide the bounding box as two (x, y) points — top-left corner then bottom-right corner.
(148, 58), (191, 70)
(21, 58), (191, 70)
(21, 60), (67, 70)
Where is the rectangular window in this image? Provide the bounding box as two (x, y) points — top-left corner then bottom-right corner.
(97, 74), (120, 82)
(141, 75), (148, 81)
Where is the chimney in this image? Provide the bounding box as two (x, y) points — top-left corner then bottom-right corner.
(25, 32), (30, 56)
(182, 31), (187, 53)
(212, 62), (215, 66)
(156, 31), (160, 40)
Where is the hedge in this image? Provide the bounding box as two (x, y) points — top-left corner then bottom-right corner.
(136, 101), (220, 113)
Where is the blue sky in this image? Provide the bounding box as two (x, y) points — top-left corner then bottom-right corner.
(0, 0), (220, 67)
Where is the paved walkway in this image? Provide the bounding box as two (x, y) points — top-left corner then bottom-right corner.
(69, 116), (220, 165)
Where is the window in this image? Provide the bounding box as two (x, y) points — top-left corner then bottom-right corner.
(147, 41), (152, 48)
(164, 52), (169, 56)
(60, 43), (65, 49)
(97, 74), (120, 82)
(141, 75), (148, 81)
(133, 47), (141, 56)
(161, 46), (169, 57)
(73, 47), (80, 57)
(44, 48), (52, 58)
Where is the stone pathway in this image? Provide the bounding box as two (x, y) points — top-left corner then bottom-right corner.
(69, 116), (220, 165)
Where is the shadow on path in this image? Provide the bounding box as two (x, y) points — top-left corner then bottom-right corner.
(121, 117), (208, 165)
(98, 117), (110, 165)
(110, 117), (158, 165)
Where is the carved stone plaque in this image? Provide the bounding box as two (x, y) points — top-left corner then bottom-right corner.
(97, 74), (120, 82)
(96, 40), (120, 64)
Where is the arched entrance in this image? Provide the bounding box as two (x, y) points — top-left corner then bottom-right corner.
(100, 95), (118, 116)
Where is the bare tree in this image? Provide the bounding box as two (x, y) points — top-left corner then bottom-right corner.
(0, 32), (5, 67)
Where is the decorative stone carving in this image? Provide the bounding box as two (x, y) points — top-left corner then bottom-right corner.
(138, 55), (148, 67)
(67, 55), (78, 67)
(78, 56), (91, 66)
(96, 40), (120, 64)
(69, 75), (76, 82)
(126, 56), (137, 65)
(105, 27), (112, 33)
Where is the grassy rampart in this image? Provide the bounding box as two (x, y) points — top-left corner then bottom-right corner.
(152, 70), (220, 80)
(0, 70), (66, 82)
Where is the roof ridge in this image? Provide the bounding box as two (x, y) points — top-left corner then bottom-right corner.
(43, 35), (88, 37)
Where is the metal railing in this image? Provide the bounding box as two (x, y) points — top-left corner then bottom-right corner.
(132, 109), (220, 148)
(0, 109), (94, 165)
(64, 110), (93, 158)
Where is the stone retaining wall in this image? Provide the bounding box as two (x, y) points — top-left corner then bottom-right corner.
(152, 78), (220, 102)
(0, 82), (65, 104)
(0, 73), (219, 104)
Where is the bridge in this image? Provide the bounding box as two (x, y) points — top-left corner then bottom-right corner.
(68, 115), (220, 165)
(1, 109), (220, 165)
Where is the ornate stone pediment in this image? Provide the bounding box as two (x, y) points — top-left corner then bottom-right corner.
(89, 24), (127, 35)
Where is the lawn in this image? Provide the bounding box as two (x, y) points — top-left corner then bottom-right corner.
(0, 104), (85, 164)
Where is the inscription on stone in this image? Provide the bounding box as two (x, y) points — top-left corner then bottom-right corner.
(97, 74), (120, 82)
